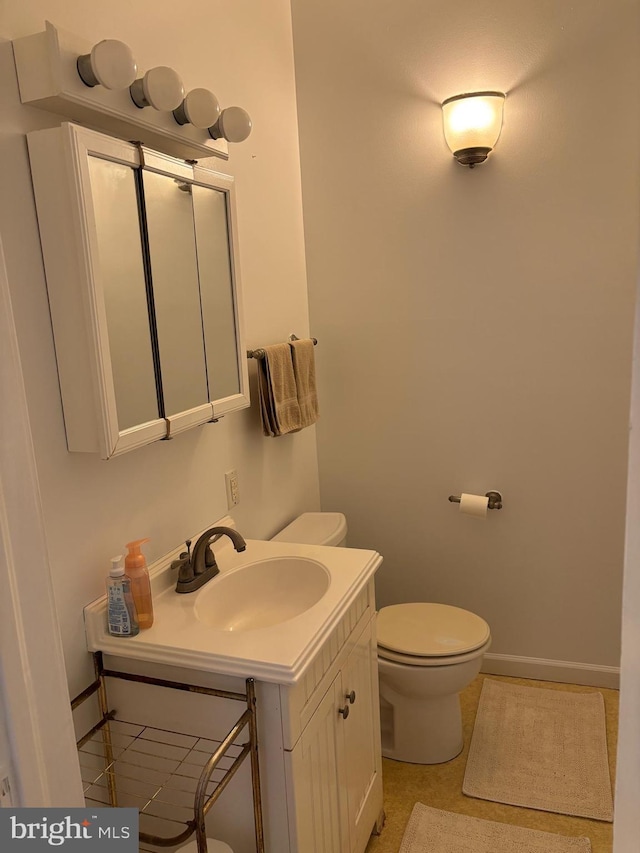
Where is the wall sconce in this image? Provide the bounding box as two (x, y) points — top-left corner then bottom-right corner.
(442, 91), (505, 168)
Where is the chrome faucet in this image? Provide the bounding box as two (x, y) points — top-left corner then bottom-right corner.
(171, 526), (247, 593)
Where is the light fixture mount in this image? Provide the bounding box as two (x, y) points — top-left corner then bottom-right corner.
(452, 146), (491, 168)
(442, 91), (505, 168)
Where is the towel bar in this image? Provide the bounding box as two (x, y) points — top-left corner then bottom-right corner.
(247, 336), (317, 360)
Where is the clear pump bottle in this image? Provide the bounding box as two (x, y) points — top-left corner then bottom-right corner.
(124, 538), (154, 629)
(106, 555), (139, 637)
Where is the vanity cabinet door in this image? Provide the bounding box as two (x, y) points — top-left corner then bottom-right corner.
(284, 612), (383, 853)
(341, 619), (383, 853)
(287, 676), (350, 853)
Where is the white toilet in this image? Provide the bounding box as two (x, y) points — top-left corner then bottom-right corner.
(271, 512), (491, 766)
(271, 511), (348, 548)
(377, 602), (490, 764)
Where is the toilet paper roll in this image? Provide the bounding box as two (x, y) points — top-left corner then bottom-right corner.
(459, 493), (488, 519)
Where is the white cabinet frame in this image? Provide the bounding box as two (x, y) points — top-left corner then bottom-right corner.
(27, 123), (249, 458)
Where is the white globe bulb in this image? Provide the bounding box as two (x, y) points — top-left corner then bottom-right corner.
(208, 107), (252, 143)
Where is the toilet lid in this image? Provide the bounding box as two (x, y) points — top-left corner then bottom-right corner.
(377, 603), (490, 657)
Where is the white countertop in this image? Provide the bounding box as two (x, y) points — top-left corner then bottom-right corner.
(84, 530), (382, 685)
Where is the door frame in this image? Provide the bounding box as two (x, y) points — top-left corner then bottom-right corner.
(0, 230), (83, 806)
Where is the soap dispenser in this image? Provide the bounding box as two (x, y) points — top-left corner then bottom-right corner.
(124, 538), (154, 629)
(106, 555), (139, 637)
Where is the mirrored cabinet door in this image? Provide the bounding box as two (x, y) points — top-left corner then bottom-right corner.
(87, 157), (160, 431)
(192, 184), (241, 402)
(142, 168), (211, 430)
(192, 166), (249, 418)
(27, 123), (249, 459)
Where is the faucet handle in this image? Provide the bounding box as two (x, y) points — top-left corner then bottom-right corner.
(170, 551), (190, 569)
(170, 539), (193, 572)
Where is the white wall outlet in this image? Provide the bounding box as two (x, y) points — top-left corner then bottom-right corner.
(225, 469), (240, 508)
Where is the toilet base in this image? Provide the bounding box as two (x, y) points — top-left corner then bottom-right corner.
(380, 691), (463, 764)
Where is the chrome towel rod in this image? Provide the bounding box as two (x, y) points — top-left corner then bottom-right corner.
(247, 335), (318, 360)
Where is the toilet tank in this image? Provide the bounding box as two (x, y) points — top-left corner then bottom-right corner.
(271, 512), (348, 547)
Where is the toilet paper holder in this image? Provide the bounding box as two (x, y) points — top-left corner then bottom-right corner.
(448, 491), (503, 510)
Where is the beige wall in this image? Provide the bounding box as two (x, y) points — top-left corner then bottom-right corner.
(0, 0), (320, 697)
(292, 0), (640, 672)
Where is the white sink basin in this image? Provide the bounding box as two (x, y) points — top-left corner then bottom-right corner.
(194, 556), (330, 632)
(84, 526), (382, 684)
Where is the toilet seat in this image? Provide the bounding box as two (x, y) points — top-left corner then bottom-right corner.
(378, 637), (492, 667)
(377, 603), (490, 666)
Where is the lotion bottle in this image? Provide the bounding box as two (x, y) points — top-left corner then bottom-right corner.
(124, 538), (154, 629)
(107, 555), (139, 637)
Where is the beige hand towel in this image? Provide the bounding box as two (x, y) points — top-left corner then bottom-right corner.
(289, 339), (319, 428)
(257, 343), (302, 436)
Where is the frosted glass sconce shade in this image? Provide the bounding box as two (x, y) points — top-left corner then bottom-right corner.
(208, 107), (252, 143)
(442, 91), (505, 167)
(77, 39), (137, 90)
(130, 66), (184, 111)
(173, 88), (221, 129)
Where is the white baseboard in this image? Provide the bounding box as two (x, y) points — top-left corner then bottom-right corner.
(482, 653), (620, 689)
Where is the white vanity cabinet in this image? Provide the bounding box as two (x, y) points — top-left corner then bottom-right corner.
(83, 538), (384, 852)
(265, 580), (383, 853)
(27, 122), (249, 458)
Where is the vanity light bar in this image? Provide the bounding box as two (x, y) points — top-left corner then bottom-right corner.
(12, 22), (253, 161)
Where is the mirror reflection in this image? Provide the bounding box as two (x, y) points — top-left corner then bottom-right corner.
(143, 171), (209, 417)
(87, 156), (159, 430)
(192, 184), (240, 400)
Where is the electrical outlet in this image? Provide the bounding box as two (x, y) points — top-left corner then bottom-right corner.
(225, 470), (240, 508)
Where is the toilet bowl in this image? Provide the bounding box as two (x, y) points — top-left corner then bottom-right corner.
(377, 602), (490, 764)
(271, 512), (491, 766)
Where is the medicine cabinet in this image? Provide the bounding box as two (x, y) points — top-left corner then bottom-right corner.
(27, 123), (249, 458)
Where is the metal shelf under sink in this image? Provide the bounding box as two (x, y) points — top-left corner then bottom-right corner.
(72, 652), (264, 853)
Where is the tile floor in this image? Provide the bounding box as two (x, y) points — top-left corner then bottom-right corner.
(366, 673), (619, 853)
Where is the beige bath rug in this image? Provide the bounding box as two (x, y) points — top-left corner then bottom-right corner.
(463, 679), (613, 821)
(399, 803), (591, 852)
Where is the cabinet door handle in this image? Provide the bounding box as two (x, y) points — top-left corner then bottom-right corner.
(346, 690), (356, 704)
(338, 704), (350, 719)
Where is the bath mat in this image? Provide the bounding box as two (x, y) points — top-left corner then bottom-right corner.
(463, 679), (613, 821)
(399, 803), (591, 853)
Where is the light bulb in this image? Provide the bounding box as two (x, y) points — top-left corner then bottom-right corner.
(208, 107), (252, 143)
(173, 88), (221, 129)
(130, 66), (184, 111)
(77, 39), (137, 90)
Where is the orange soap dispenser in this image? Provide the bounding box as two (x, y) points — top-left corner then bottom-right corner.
(124, 538), (154, 629)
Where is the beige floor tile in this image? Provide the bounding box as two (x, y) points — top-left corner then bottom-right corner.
(366, 673), (618, 853)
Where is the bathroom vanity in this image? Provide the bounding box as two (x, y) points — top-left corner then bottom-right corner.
(83, 527), (384, 853)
